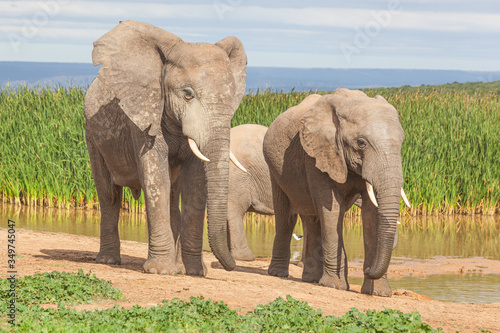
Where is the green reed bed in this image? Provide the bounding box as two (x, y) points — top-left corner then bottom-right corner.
(364, 88), (500, 214)
(0, 86), (94, 209)
(0, 83), (499, 214)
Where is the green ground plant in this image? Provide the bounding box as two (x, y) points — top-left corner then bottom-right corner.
(1, 273), (443, 332)
(0, 81), (499, 214)
(0, 270), (123, 310)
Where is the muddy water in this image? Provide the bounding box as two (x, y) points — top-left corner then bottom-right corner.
(349, 274), (500, 304)
(2, 203), (499, 303)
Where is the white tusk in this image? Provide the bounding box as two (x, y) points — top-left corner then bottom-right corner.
(366, 182), (379, 208)
(401, 188), (411, 208)
(230, 151), (247, 173)
(188, 138), (210, 162)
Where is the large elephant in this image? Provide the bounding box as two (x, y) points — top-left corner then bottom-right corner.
(263, 89), (409, 296)
(84, 21), (247, 275)
(171, 124), (273, 262)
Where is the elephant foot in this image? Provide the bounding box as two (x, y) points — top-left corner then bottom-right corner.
(231, 247), (255, 261)
(184, 261), (207, 277)
(302, 267), (323, 283)
(268, 260), (289, 278)
(175, 252), (186, 275)
(96, 251), (121, 265)
(318, 274), (349, 291)
(361, 277), (392, 297)
(181, 252), (207, 276)
(301, 256), (323, 283)
(143, 257), (181, 275)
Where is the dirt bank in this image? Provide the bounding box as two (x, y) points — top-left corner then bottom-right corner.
(2, 229), (499, 332)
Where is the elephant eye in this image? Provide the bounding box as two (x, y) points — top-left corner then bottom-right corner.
(183, 88), (195, 101)
(357, 138), (367, 149)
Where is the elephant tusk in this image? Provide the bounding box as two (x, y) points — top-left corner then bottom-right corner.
(230, 151), (248, 173)
(401, 188), (411, 208)
(188, 138), (210, 162)
(366, 182), (379, 208)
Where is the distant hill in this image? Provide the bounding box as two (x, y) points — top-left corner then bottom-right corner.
(1, 61), (500, 92)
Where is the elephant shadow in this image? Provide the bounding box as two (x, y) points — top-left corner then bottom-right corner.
(209, 260), (303, 283)
(37, 249), (145, 273)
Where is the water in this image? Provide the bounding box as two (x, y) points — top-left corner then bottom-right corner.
(349, 274), (500, 304)
(2, 203), (499, 303)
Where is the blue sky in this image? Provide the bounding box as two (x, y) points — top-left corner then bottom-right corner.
(1, 0), (499, 70)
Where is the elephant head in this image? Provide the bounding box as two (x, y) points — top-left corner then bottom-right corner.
(299, 89), (405, 279)
(92, 21), (247, 270)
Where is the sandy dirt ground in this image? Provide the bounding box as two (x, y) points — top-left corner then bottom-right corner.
(2, 228), (499, 332)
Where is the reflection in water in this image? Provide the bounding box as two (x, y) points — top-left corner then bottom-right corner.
(343, 215), (500, 261)
(2, 203), (499, 303)
(201, 213), (304, 257)
(349, 274), (500, 304)
(1, 203), (149, 244)
(2, 203), (499, 261)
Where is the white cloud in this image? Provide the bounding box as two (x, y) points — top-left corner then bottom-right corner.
(225, 6), (500, 32)
(3, 2), (499, 33)
(0, 1), (217, 20)
(0, 1), (498, 69)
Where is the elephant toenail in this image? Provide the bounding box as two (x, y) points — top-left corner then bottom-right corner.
(161, 270), (168, 275)
(339, 285), (346, 290)
(150, 268), (158, 274)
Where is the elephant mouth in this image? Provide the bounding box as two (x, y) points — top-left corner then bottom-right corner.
(187, 137), (247, 173)
(365, 181), (411, 208)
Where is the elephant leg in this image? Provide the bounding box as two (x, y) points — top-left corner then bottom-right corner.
(360, 193), (392, 296)
(268, 179), (297, 278)
(138, 144), (178, 275)
(180, 160), (207, 276)
(170, 178), (185, 274)
(87, 139), (123, 265)
(301, 215), (324, 283)
(317, 205), (349, 291)
(228, 209), (255, 261)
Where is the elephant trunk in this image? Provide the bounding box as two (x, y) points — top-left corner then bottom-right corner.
(203, 113), (235, 271)
(365, 166), (402, 280)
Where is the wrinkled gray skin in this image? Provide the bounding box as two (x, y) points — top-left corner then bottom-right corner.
(84, 21), (247, 275)
(263, 89), (405, 296)
(172, 124), (273, 262)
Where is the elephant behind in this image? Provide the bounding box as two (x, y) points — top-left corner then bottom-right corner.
(172, 124), (274, 262)
(263, 89), (408, 296)
(84, 21), (247, 275)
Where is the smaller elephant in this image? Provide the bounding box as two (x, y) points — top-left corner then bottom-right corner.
(172, 124), (274, 262)
(264, 89), (409, 296)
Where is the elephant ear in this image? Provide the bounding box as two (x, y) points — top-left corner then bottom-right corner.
(92, 20), (181, 136)
(299, 95), (348, 183)
(215, 36), (247, 112)
(331, 88), (368, 99)
(374, 94), (388, 102)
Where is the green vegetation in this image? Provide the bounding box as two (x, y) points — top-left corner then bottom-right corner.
(392, 80), (500, 95)
(365, 88), (500, 214)
(1, 81), (499, 214)
(1, 273), (441, 332)
(0, 86), (96, 209)
(0, 270), (123, 309)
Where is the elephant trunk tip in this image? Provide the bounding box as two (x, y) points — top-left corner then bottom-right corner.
(219, 256), (236, 271)
(364, 266), (386, 280)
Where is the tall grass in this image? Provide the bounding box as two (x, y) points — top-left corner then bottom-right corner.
(0, 86), (94, 209)
(0, 83), (498, 214)
(365, 88), (500, 214)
